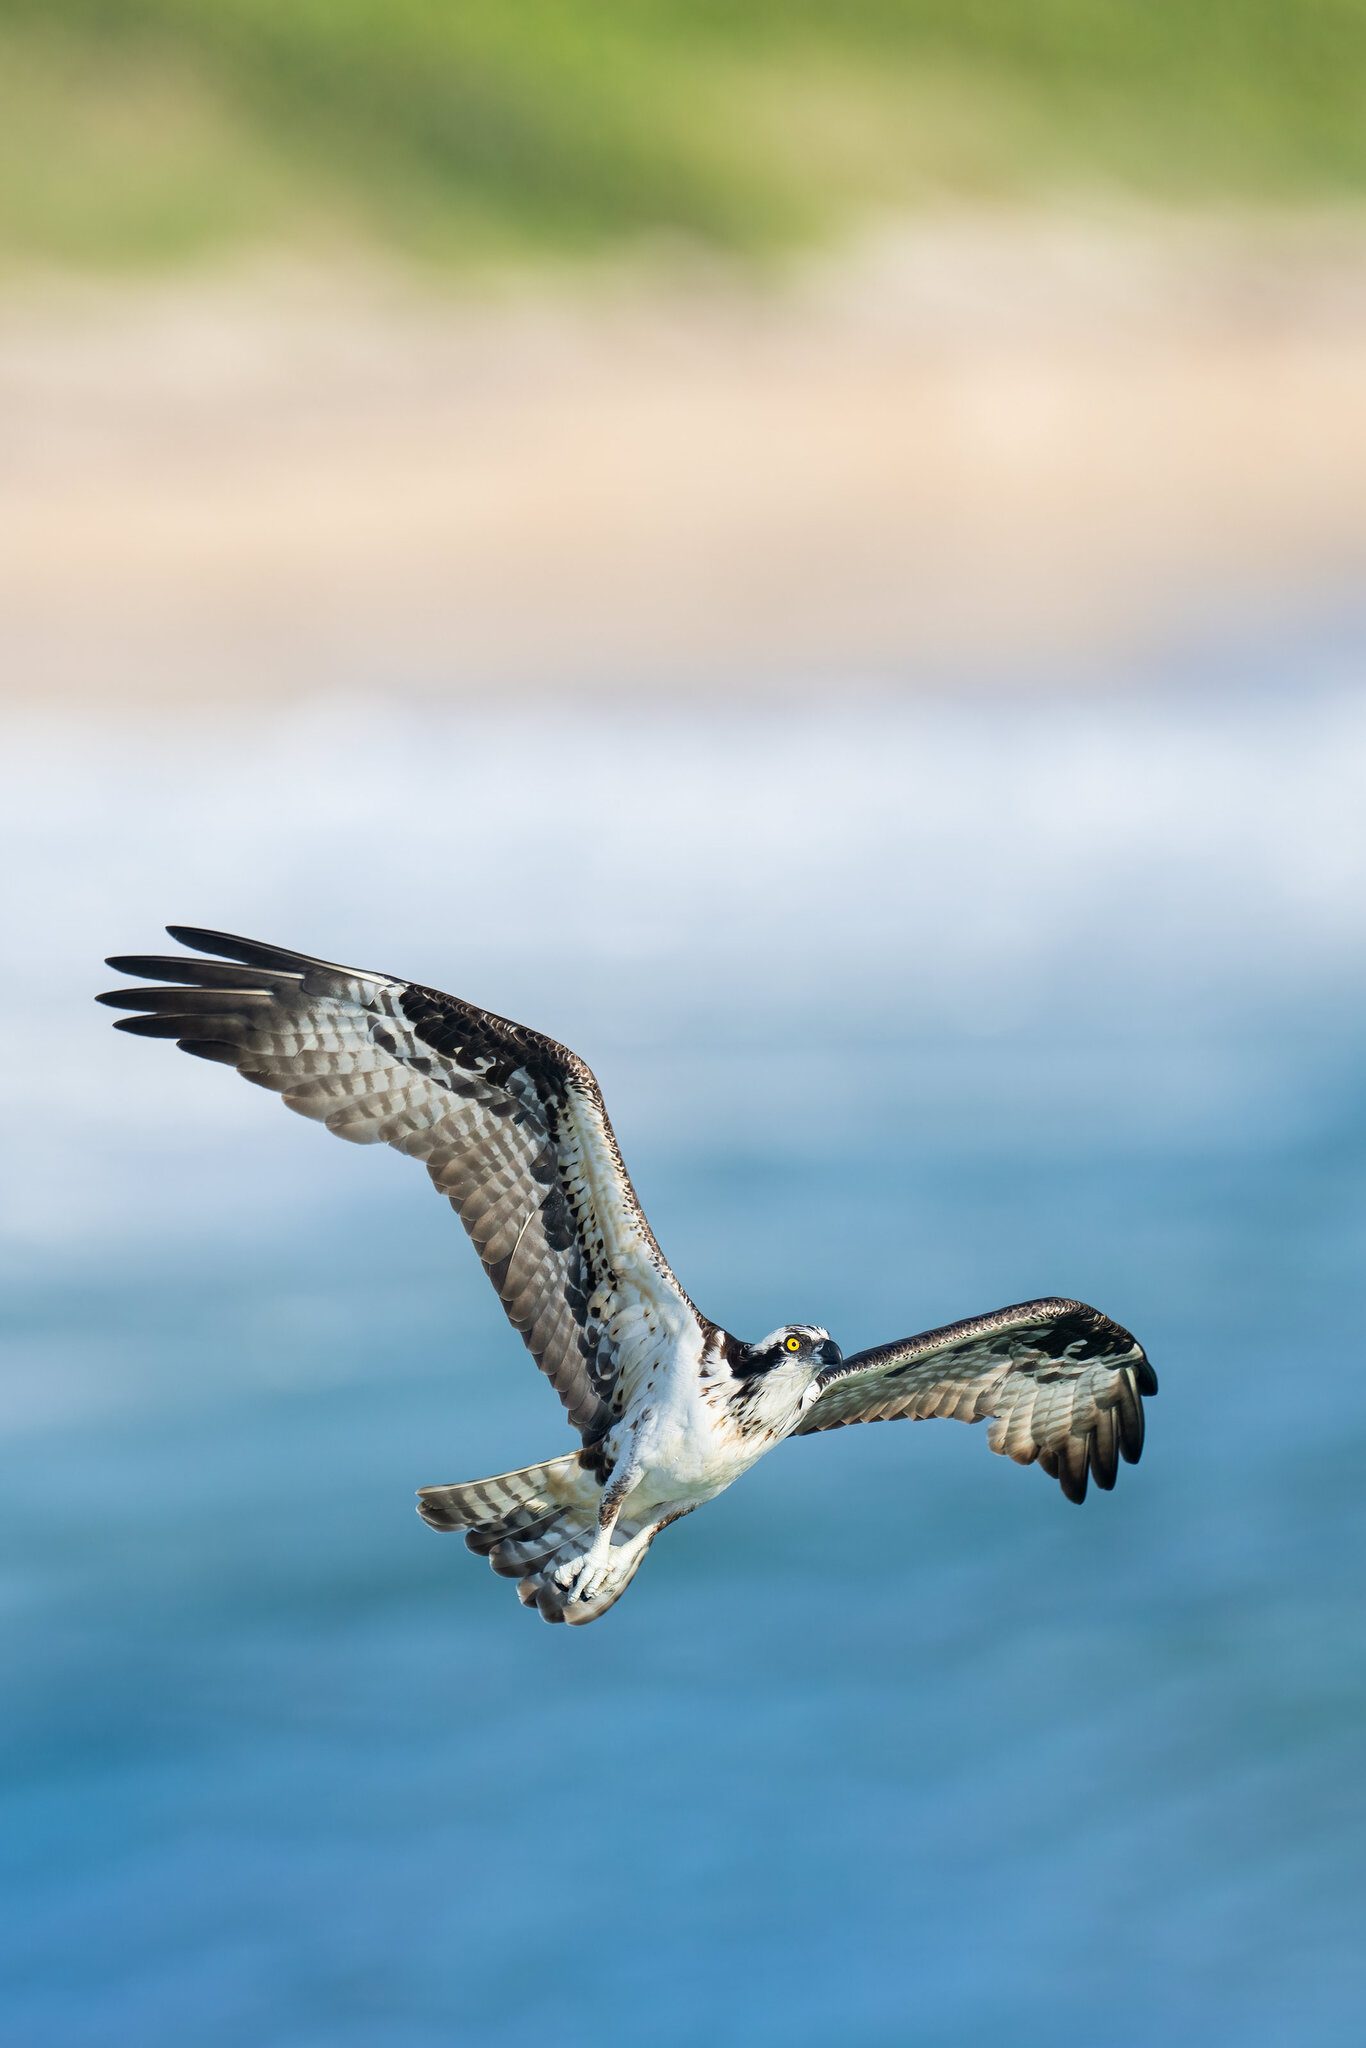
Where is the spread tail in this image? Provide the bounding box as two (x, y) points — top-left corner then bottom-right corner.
(418, 1453), (655, 1625)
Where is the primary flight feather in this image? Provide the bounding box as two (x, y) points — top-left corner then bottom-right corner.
(99, 929), (1157, 1624)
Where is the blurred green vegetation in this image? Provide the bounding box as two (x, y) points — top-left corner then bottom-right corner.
(2, 0), (1364, 270)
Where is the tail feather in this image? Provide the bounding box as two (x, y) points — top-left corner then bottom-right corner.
(418, 1452), (653, 1625)
(417, 1455), (588, 1538)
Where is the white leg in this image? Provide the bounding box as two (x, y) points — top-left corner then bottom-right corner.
(553, 1460), (642, 1601)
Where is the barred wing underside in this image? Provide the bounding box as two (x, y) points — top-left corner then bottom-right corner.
(99, 928), (700, 1441)
(796, 1298), (1156, 1503)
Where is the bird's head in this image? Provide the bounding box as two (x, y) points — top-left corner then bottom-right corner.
(740, 1324), (843, 1382)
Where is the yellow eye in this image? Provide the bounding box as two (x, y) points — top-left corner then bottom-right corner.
(784, 1335), (801, 1353)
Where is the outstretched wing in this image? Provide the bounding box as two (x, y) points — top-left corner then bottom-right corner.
(99, 927), (702, 1442)
(795, 1298), (1155, 1503)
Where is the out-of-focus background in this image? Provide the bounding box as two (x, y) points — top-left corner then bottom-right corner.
(3, 9), (1365, 2048)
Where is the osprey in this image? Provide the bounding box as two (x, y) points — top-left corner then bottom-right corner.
(100, 929), (1157, 1625)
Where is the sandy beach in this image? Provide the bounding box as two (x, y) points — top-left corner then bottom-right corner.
(3, 213), (1364, 705)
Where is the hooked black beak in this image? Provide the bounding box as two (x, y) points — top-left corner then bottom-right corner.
(816, 1338), (843, 1370)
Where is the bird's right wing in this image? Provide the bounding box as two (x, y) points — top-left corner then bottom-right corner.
(99, 927), (704, 1443)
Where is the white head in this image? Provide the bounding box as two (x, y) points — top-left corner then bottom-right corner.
(738, 1324), (843, 1410)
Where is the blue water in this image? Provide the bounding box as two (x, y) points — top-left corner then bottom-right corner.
(3, 671), (1365, 2046)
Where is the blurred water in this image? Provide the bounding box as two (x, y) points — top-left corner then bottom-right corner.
(2, 661), (1365, 2048)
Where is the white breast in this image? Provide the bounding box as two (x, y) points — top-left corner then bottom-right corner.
(619, 1324), (762, 1511)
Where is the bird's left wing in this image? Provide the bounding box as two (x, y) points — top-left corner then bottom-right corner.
(794, 1298), (1156, 1503)
(98, 927), (702, 1443)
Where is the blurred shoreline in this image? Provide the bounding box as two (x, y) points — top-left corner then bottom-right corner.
(4, 211), (1365, 708)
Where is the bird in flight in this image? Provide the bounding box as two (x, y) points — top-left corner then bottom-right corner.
(100, 929), (1157, 1625)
